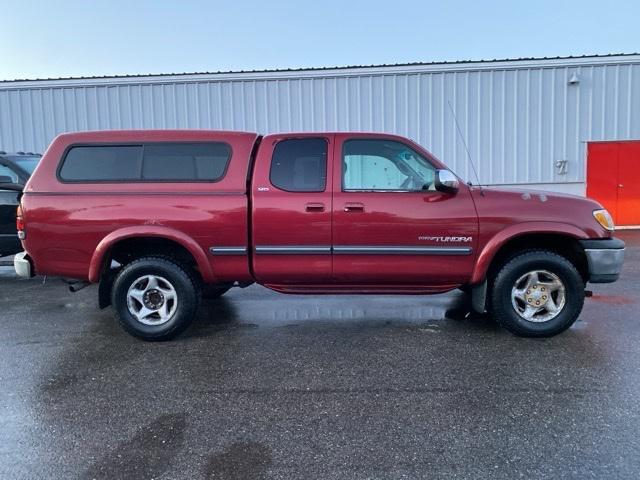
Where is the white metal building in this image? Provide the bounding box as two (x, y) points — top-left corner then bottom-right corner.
(1, 54), (639, 198)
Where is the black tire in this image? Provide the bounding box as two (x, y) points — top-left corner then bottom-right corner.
(202, 285), (231, 300)
(489, 250), (585, 338)
(111, 257), (200, 341)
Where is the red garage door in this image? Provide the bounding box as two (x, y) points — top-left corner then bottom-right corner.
(587, 141), (640, 226)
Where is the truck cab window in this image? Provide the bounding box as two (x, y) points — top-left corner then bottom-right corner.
(269, 138), (327, 192)
(343, 139), (436, 192)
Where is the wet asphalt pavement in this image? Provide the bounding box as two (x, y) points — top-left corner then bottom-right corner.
(1, 232), (639, 479)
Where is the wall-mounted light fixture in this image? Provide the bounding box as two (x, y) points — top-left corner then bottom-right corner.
(568, 73), (580, 85)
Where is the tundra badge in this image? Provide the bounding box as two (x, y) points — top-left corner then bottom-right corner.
(418, 236), (473, 243)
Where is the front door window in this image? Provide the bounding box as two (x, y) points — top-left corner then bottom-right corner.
(343, 139), (436, 192)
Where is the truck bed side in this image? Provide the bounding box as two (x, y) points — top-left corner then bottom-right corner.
(21, 130), (258, 283)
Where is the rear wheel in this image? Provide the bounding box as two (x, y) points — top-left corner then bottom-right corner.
(489, 250), (585, 337)
(111, 257), (200, 341)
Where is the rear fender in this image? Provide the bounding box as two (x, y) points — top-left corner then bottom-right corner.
(88, 226), (214, 283)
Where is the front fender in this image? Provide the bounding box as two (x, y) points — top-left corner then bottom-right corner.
(470, 222), (590, 284)
(88, 226), (215, 283)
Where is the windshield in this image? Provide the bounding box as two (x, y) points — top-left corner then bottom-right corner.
(5, 155), (40, 175)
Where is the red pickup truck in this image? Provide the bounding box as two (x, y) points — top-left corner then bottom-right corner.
(14, 130), (624, 340)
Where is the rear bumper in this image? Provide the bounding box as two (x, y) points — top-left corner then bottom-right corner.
(14, 251), (34, 278)
(579, 238), (625, 283)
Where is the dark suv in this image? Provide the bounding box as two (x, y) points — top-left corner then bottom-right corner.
(0, 152), (41, 257)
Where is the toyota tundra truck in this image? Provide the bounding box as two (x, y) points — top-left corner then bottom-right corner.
(14, 130), (625, 340)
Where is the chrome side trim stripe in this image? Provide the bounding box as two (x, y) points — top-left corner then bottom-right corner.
(251, 245), (472, 255)
(333, 246), (472, 255)
(255, 246), (332, 255)
(209, 246), (247, 256)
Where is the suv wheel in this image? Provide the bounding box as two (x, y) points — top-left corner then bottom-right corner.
(111, 257), (200, 341)
(490, 250), (585, 337)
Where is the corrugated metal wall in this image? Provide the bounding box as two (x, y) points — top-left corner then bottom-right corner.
(1, 56), (639, 187)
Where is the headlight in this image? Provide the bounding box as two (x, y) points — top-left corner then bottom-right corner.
(593, 209), (615, 231)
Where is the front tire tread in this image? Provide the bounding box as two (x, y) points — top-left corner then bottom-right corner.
(489, 249), (585, 338)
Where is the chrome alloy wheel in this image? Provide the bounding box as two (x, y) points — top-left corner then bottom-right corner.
(511, 270), (566, 323)
(127, 275), (178, 325)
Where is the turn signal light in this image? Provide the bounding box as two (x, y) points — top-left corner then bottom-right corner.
(593, 209), (615, 231)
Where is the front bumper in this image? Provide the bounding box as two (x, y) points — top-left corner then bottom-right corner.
(14, 251), (34, 279)
(579, 238), (625, 283)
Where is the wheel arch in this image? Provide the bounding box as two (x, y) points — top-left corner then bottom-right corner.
(89, 226), (215, 284)
(472, 223), (591, 285)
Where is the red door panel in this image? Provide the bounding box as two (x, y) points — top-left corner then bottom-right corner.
(587, 142), (619, 222)
(617, 143), (640, 225)
(332, 190), (478, 284)
(587, 141), (640, 226)
(331, 133), (478, 286)
(251, 134), (334, 284)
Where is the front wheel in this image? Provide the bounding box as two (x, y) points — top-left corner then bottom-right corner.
(111, 257), (200, 341)
(489, 250), (585, 337)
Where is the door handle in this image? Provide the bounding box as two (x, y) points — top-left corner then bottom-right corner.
(344, 202), (365, 212)
(305, 202), (325, 212)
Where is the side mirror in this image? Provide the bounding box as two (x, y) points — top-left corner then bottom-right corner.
(434, 170), (459, 194)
